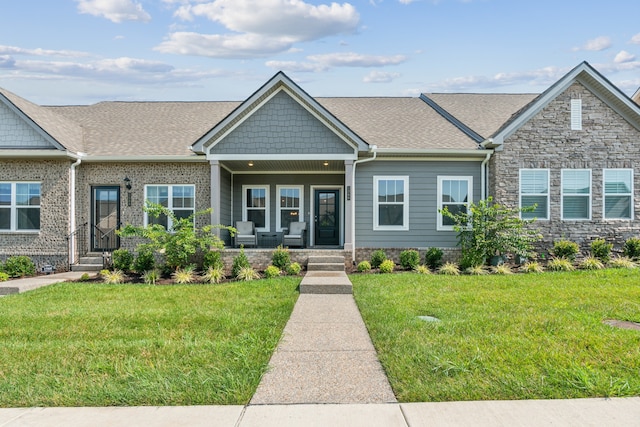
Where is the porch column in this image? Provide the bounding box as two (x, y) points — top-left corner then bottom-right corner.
(344, 160), (354, 252)
(210, 160), (221, 238)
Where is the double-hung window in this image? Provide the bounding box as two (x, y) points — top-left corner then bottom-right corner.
(374, 176), (408, 230)
(604, 169), (633, 219)
(437, 176), (472, 230)
(0, 182), (41, 232)
(243, 186), (269, 231)
(277, 186), (303, 231)
(561, 169), (591, 220)
(519, 169), (549, 220)
(145, 185), (195, 229)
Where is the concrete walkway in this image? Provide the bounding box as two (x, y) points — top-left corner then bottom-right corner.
(0, 271), (87, 295)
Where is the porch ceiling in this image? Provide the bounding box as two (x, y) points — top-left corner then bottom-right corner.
(221, 159), (345, 173)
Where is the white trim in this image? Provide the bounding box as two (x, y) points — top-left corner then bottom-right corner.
(0, 181), (41, 233)
(276, 185), (304, 232)
(309, 185), (344, 247)
(373, 176), (409, 231)
(82, 155), (206, 162)
(242, 185), (270, 232)
(603, 168), (634, 220)
(211, 153), (357, 161)
(437, 176), (473, 231)
(143, 184), (196, 229)
(561, 169), (592, 220)
(519, 169), (550, 220)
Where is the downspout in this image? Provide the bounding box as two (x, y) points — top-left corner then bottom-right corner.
(481, 152), (491, 200)
(69, 154), (83, 266)
(350, 145), (378, 263)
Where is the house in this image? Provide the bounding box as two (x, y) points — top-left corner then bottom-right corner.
(2, 61), (640, 271)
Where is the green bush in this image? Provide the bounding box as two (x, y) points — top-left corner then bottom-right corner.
(370, 249), (387, 268)
(3, 256), (36, 278)
(0, 272), (8, 282)
(590, 238), (612, 263)
(357, 260), (371, 272)
(623, 237), (640, 259)
(378, 259), (395, 273)
(424, 247), (444, 270)
(286, 262), (302, 276)
(232, 247), (251, 278)
(264, 265), (281, 279)
(552, 239), (580, 261)
(112, 249), (133, 272)
(202, 250), (223, 270)
(271, 245), (291, 270)
(399, 249), (420, 270)
(133, 248), (155, 273)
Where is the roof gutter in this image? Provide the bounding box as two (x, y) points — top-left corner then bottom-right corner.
(350, 145), (378, 263)
(373, 148), (491, 156)
(80, 155), (207, 162)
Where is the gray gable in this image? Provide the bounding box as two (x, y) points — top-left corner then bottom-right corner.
(0, 101), (56, 149)
(209, 90), (354, 156)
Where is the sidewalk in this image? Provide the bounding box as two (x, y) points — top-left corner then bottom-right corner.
(0, 271), (87, 295)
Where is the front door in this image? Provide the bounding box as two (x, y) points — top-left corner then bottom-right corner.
(315, 189), (339, 246)
(91, 186), (120, 251)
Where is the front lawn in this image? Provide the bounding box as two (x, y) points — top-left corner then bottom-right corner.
(352, 269), (640, 402)
(0, 278), (299, 407)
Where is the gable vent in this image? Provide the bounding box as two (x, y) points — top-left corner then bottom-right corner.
(571, 98), (582, 130)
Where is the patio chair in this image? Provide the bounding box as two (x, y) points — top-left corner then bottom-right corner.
(283, 221), (307, 248)
(235, 221), (257, 247)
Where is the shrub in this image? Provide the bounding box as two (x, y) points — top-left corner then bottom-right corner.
(236, 266), (260, 281)
(590, 238), (613, 263)
(112, 249), (133, 272)
(286, 262), (302, 276)
(133, 248), (155, 273)
(465, 265), (488, 275)
(438, 262), (460, 276)
(580, 256), (605, 270)
(79, 273), (91, 282)
(521, 261), (544, 273)
(623, 237), (640, 259)
(609, 256), (636, 269)
(142, 269), (160, 285)
(0, 272), (8, 282)
(357, 260), (372, 272)
(378, 259), (395, 273)
(399, 249), (420, 270)
(3, 256), (36, 278)
(414, 265), (431, 275)
(552, 240), (580, 262)
(271, 245), (291, 270)
(173, 266), (197, 284)
(491, 264), (513, 275)
(202, 250), (223, 270)
(424, 247), (444, 270)
(370, 249), (387, 268)
(202, 266), (225, 284)
(102, 269), (125, 284)
(264, 265), (281, 279)
(231, 247), (251, 278)
(547, 257), (575, 272)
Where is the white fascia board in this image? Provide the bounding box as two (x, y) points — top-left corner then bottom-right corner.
(374, 148), (490, 157)
(211, 153), (357, 161)
(0, 149), (74, 159)
(81, 155), (207, 162)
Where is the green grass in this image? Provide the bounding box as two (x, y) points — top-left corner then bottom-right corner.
(351, 270), (640, 402)
(0, 278), (300, 407)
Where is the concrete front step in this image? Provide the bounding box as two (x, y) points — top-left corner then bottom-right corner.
(71, 264), (104, 272)
(307, 255), (345, 264)
(299, 271), (352, 294)
(307, 263), (344, 272)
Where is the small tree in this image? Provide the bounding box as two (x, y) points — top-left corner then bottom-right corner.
(440, 197), (542, 269)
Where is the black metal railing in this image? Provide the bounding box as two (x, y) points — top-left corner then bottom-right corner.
(66, 222), (88, 269)
(92, 224), (119, 252)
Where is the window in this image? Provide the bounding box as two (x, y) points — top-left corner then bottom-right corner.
(604, 169), (633, 219)
(277, 186), (303, 231)
(438, 176), (472, 230)
(0, 182), (41, 232)
(243, 186), (269, 231)
(571, 98), (582, 130)
(519, 169), (549, 220)
(145, 185), (195, 229)
(374, 176), (408, 230)
(562, 169), (591, 220)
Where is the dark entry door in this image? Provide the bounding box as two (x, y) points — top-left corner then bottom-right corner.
(315, 190), (339, 246)
(91, 186), (120, 251)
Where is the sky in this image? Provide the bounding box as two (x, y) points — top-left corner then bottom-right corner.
(1, 0), (639, 105)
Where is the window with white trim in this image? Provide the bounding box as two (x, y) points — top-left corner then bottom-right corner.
(561, 169), (591, 220)
(277, 186), (303, 231)
(145, 185), (195, 229)
(243, 186), (269, 231)
(374, 176), (408, 230)
(519, 169), (549, 220)
(437, 176), (472, 230)
(571, 98), (582, 130)
(0, 182), (41, 232)
(604, 169), (633, 219)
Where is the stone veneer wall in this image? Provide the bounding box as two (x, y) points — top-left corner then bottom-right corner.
(354, 247), (461, 268)
(490, 82), (640, 253)
(220, 249), (350, 274)
(0, 159), (71, 271)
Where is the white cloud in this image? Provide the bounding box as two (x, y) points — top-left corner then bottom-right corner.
(306, 52), (407, 67)
(363, 71), (400, 83)
(265, 60), (329, 72)
(161, 0), (359, 59)
(573, 36), (612, 52)
(614, 50), (636, 64)
(0, 45), (89, 58)
(0, 55), (17, 69)
(631, 33), (640, 44)
(76, 0), (151, 23)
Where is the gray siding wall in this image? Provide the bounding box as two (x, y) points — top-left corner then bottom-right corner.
(0, 102), (54, 149)
(354, 160), (482, 249)
(491, 82), (640, 251)
(210, 91), (353, 155)
(219, 167), (232, 245)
